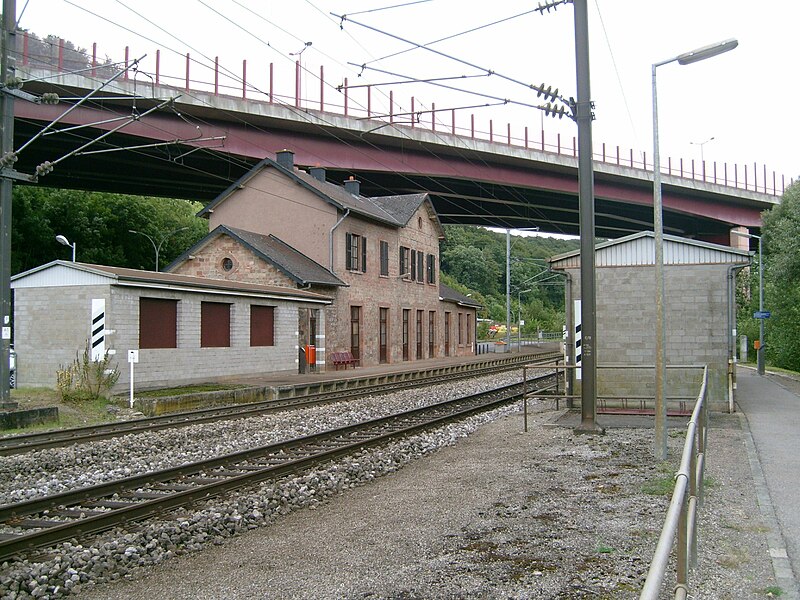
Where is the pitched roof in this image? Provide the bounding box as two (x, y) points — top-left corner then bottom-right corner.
(439, 283), (483, 308)
(548, 231), (751, 269)
(11, 261), (333, 304)
(197, 156), (438, 230)
(187, 225), (346, 287)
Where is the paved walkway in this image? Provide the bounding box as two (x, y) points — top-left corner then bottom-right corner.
(736, 367), (800, 599)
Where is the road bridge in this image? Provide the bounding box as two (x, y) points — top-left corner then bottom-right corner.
(11, 62), (783, 241)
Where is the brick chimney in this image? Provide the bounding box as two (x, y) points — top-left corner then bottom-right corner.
(344, 176), (360, 196)
(275, 149), (294, 170)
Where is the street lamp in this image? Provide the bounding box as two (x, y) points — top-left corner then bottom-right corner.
(55, 234), (76, 262)
(129, 227), (190, 272)
(732, 230), (765, 375)
(652, 38), (738, 459)
(690, 136), (715, 163)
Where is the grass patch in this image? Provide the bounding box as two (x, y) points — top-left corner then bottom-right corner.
(4, 387), (118, 434)
(641, 462), (677, 496)
(759, 585), (783, 597)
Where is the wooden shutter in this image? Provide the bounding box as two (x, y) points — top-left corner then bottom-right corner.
(345, 232), (353, 270)
(250, 305), (274, 346)
(201, 302), (231, 347)
(139, 298), (177, 349)
(361, 236), (367, 273)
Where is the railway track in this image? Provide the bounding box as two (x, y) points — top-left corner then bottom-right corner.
(0, 351), (562, 456)
(0, 375), (554, 562)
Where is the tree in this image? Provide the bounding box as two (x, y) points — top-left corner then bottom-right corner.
(11, 187), (207, 274)
(760, 181), (800, 370)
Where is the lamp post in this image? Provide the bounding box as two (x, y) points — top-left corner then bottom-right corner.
(652, 38), (738, 459)
(690, 136), (715, 163)
(733, 230), (765, 375)
(129, 227), (190, 272)
(55, 235), (76, 262)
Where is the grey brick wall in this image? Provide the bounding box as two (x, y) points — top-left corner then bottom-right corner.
(567, 263), (732, 410)
(14, 283), (316, 392)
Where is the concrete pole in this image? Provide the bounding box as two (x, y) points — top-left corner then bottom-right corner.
(652, 62), (668, 459)
(573, 0), (602, 435)
(505, 229), (511, 351)
(0, 0), (16, 402)
(757, 237), (764, 375)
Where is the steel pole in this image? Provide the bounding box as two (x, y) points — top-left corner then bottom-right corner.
(506, 229), (511, 351)
(0, 0), (16, 403)
(573, 0), (602, 435)
(757, 239), (764, 375)
(652, 62), (668, 459)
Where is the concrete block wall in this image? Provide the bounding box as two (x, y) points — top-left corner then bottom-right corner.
(568, 263), (732, 410)
(13, 285), (112, 388)
(14, 283), (312, 392)
(110, 287), (302, 391)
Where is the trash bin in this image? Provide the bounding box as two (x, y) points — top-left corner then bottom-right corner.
(305, 344), (316, 372)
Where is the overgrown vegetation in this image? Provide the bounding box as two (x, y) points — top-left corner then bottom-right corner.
(440, 225), (579, 334)
(56, 346), (120, 403)
(738, 180), (800, 371)
(11, 187), (207, 274)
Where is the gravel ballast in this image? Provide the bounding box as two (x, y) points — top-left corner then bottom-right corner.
(0, 374), (781, 599)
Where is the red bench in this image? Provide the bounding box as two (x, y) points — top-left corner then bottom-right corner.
(331, 351), (359, 370)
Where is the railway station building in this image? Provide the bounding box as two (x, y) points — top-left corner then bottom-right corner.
(168, 149), (480, 369)
(549, 232), (750, 412)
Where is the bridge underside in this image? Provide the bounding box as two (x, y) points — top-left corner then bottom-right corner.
(13, 101), (757, 241)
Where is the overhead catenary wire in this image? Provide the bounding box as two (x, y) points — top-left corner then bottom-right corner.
(332, 12), (570, 107)
(18, 2), (565, 233)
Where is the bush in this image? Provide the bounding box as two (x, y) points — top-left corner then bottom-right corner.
(56, 345), (120, 402)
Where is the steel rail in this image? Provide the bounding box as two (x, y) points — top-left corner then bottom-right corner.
(640, 366), (708, 599)
(0, 374), (554, 562)
(0, 351), (562, 456)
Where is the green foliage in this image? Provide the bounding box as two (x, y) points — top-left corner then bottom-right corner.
(11, 187), (208, 274)
(440, 226), (578, 334)
(56, 346), (120, 403)
(758, 181), (800, 370)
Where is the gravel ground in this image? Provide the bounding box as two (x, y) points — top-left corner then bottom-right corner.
(0, 373), (780, 599)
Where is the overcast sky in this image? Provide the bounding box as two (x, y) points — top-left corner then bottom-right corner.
(15, 0), (800, 191)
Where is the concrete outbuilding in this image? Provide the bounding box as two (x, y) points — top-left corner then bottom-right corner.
(11, 261), (332, 392)
(549, 231), (750, 412)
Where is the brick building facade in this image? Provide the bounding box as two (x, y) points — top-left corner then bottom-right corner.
(169, 150), (479, 369)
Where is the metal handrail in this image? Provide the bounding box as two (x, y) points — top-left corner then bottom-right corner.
(640, 365), (709, 599)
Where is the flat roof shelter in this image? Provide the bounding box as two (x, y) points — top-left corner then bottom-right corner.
(11, 261), (332, 392)
(549, 231), (750, 412)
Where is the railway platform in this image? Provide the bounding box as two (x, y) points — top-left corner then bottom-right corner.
(132, 343), (563, 416)
(231, 342), (563, 389)
(735, 367), (800, 599)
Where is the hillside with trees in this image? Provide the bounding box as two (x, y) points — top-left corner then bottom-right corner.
(441, 225), (579, 336)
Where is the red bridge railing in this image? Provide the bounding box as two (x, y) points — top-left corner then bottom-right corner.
(17, 34), (792, 197)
